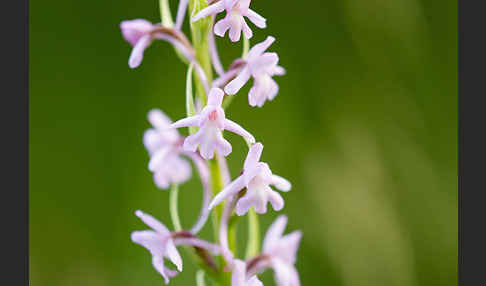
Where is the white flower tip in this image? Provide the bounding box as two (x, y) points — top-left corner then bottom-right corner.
(135, 210), (143, 217)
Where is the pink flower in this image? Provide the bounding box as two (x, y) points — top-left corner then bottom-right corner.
(144, 109), (192, 189)
(208, 142), (291, 215)
(232, 259), (263, 286)
(222, 36), (285, 107)
(131, 210), (183, 284)
(131, 210), (221, 284)
(262, 216), (302, 286)
(120, 19), (194, 68)
(170, 88), (255, 159)
(192, 0), (266, 42)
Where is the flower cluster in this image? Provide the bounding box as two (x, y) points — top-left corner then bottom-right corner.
(122, 1), (301, 285)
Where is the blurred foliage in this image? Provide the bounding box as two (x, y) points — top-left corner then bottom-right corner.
(30, 0), (456, 285)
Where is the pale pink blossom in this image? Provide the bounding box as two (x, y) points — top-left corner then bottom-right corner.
(221, 36), (285, 107)
(170, 88), (255, 159)
(131, 210), (221, 284)
(208, 142), (291, 215)
(192, 0), (266, 42)
(144, 109), (192, 189)
(232, 259), (263, 286)
(262, 216), (302, 286)
(131, 210), (183, 284)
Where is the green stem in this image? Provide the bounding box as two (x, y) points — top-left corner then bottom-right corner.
(159, 0), (174, 27)
(245, 208), (260, 259)
(170, 184), (182, 231)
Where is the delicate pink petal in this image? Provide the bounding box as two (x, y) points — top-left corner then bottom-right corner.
(278, 231), (303, 265)
(253, 195), (268, 214)
(216, 135), (232, 157)
(171, 115), (201, 129)
(165, 239), (183, 271)
(232, 259), (247, 286)
(248, 276), (264, 286)
(263, 215), (288, 252)
(235, 194), (258, 216)
(209, 175), (245, 209)
(207, 88), (225, 106)
(143, 129), (161, 154)
(183, 130), (204, 152)
(272, 259), (300, 286)
(152, 256), (171, 284)
(249, 53), (279, 75)
(148, 109), (173, 129)
(241, 18), (253, 39)
(128, 35), (152, 68)
(120, 19), (154, 46)
(170, 157), (192, 183)
(245, 9), (267, 28)
(247, 36), (275, 61)
(214, 18), (231, 37)
(228, 15), (243, 42)
(225, 66), (251, 95)
(244, 142), (263, 170)
(271, 174), (291, 192)
(135, 210), (171, 235)
(148, 147), (171, 171)
(154, 171), (170, 189)
(268, 189), (284, 211)
(131, 230), (165, 257)
(223, 119), (255, 143)
(273, 65), (286, 76)
(192, 1), (225, 22)
(200, 135), (216, 159)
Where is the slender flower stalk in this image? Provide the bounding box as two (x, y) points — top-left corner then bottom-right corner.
(123, 0), (302, 285)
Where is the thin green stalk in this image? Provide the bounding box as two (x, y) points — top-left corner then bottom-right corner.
(170, 184), (182, 231)
(159, 0), (174, 27)
(189, 0), (213, 105)
(245, 208), (260, 259)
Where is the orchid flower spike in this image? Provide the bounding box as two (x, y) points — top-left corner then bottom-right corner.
(221, 36), (285, 107)
(170, 88), (255, 159)
(120, 19), (194, 68)
(209, 142), (291, 215)
(131, 210), (183, 284)
(232, 259), (263, 286)
(144, 109), (192, 189)
(261, 215), (302, 286)
(192, 0), (266, 42)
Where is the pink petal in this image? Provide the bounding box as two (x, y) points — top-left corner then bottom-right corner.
(207, 88), (225, 106)
(225, 66), (251, 95)
(231, 259), (247, 286)
(216, 135), (232, 157)
(183, 130), (204, 153)
(247, 36), (275, 61)
(244, 142), (263, 170)
(143, 129), (162, 155)
(248, 276), (264, 286)
(212, 68), (240, 87)
(228, 15), (243, 42)
(152, 256), (171, 284)
(165, 239), (183, 271)
(128, 35), (152, 68)
(135, 210), (171, 234)
(267, 189), (284, 211)
(192, 0), (225, 22)
(271, 174), (291, 192)
(250, 53), (279, 75)
(148, 147), (171, 171)
(263, 215), (288, 252)
(200, 136), (216, 159)
(171, 115), (201, 129)
(235, 194), (258, 216)
(148, 109), (173, 129)
(175, 0), (188, 30)
(131, 230), (165, 257)
(279, 231), (303, 265)
(241, 18), (253, 39)
(223, 119), (255, 143)
(214, 18), (231, 37)
(273, 65), (286, 76)
(209, 175), (246, 210)
(120, 19), (154, 46)
(154, 171), (170, 189)
(245, 9), (267, 28)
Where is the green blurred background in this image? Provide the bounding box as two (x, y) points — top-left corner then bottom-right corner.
(30, 0), (457, 285)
